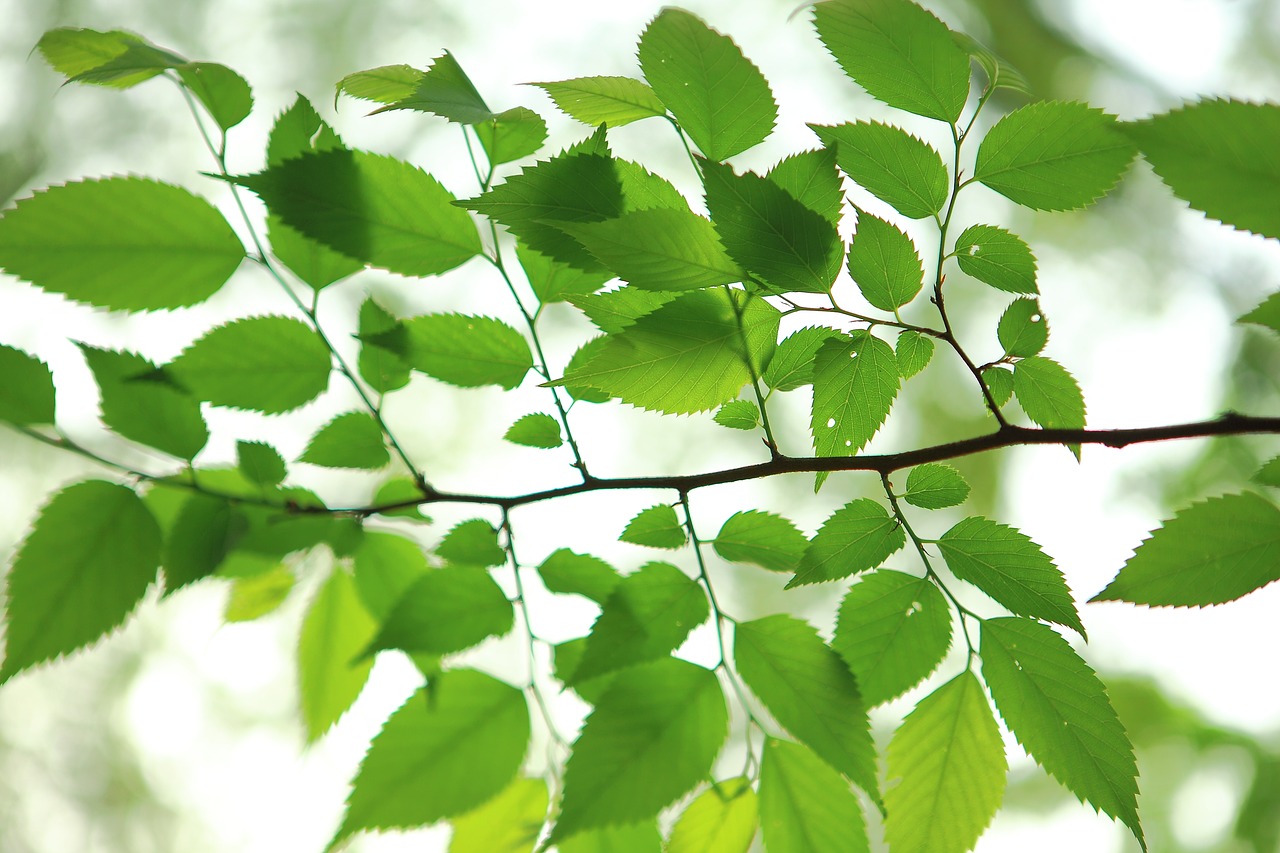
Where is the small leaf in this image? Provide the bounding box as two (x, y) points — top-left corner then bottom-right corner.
(974, 101), (1136, 211)
(790, 498), (904, 587)
(766, 148), (844, 226)
(537, 549), (620, 604)
(895, 330), (935, 379)
(832, 570), (952, 706)
(713, 510), (808, 573)
(382, 313), (532, 390)
(758, 738), (869, 853)
(667, 778), (758, 853)
(938, 516), (1084, 636)
(236, 441), (286, 487)
(504, 412), (563, 448)
(167, 316), (331, 414)
(637, 9), (777, 161)
(224, 565), (294, 622)
(809, 332), (900, 464)
(298, 567), (377, 742)
(437, 519), (506, 567)
(1240, 292), (1280, 335)
(371, 477), (430, 522)
(981, 618), (1144, 848)
(475, 107), (547, 166)
(953, 224), (1038, 294)
(449, 776), (549, 853)
(713, 400), (760, 431)
(982, 365), (1014, 407)
(370, 51), (492, 123)
(1013, 357), (1086, 451)
(365, 567), (514, 657)
(0, 345), (55, 425)
(884, 672), (1007, 853)
(0, 177), (244, 312)
(530, 76), (666, 127)
(177, 62), (253, 130)
(763, 327), (845, 391)
(735, 616), (878, 800)
(1, 481), (160, 682)
(904, 463), (971, 510)
(999, 298), (1049, 357)
(847, 210), (924, 310)
(80, 346), (209, 460)
(954, 31), (1031, 95)
(516, 243), (611, 304)
(352, 531), (430, 621)
(811, 121), (948, 220)
(298, 412), (389, 470)
(620, 504), (687, 549)
(336, 64), (424, 105)
(356, 298), (410, 394)
(266, 94), (344, 168)
(1092, 492), (1280, 607)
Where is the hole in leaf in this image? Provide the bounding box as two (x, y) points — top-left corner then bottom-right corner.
(968, 245), (980, 255)
(826, 418), (836, 428)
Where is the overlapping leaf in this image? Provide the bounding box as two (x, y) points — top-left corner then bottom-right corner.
(437, 519), (506, 567)
(766, 149), (844, 225)
(298, 567), (377, 741)
(763, 327), (845, 391)
(1013, 356), (1086, 453)
(758, 738), (869, 853)
(667, 778), (758, 853)
(475, 107), (548, 166)
(530, 76), (666, 127)
(713, 510), (808, 573)
(0, 346), (55, 426)
(847, 210), (924, 310)
(790, 498), (904, 586)
(811, 121), (948, 219)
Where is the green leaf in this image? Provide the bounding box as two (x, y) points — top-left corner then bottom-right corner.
(953, 224), (1038, 294)
(1121, 99), (1280, 239)
(566, 287), (677, 334)
(530, 76), (666, 127)
(895, 330), (935, 379)
(449, 777), (549, 853)
(1240, 292), (1280, 335)
(167, 316), (331, 413)
(790, 498), (904, 587)
(475, 107), (548, 166)
(371, 477), (430, 522)
(904, 463), (971, 509)
(1013, 357), (1086, 453)
(0, 345), (55, 425)
(550, 658), (727, 841)
(573, 562), (708, 682)
(161, 494), (243, 591)
(810, 121), (948, 220)
(267, 215), (364, 292)
(80, 346), (209, 460)
(884, 672), (1007, 853)
(832, 570), (952, 706)
(1255, 456), (1280, 488)
(667, 778), (758, 853)
(238, 148), (482, 277)
(36, 28), (178, 88)
(236, 441), (286, 487)
(298, 412), (389, 470)
(981, 618), (1144, 848)
(847, 210), (924, 310)
(370, 51), (493, 123)
(2, 481), (160, 682)
(974, 101), (1136, 211)
(177, 62), (253, 130)
(763, 327), (845, 391)
(560, 208), (743, 292)
(504, 412), (563, 448)
(224, 565), (295, 622)
(735, 616), (878, 800)
(758, 738), (869, 853)
(616, 159), (689, 212)
(437, 519), (506, 567)
(298, 567), (377, 742)
(812, 0), (970, 123)
(701, 160), (842, 294)
(766, 149), (844, 226)
(537, 549), (620, 604)
(620, 504), (687, 549)
(516, 243), (611, 304)
(336, 64), (424, 105)
(1092, 492), (1280, 607)
(356, 298), (410, 394)
(0, 177), (244, 312)
(999, 298), (1049, 357)
(266, 94), (344, 168)
(553, 638), (620, 704)
(353, 531), (430, 621)
(982, 365), (1014, 407)
(385, 314), (532, 390)
(365, 566), (514, 657)
(564, 338), (614, 404)
(637, 9), (776, 161)
(332, 671), (529, 846)
(713, 400), (760, 430)
(561, 288), (779, 415)
(809, 331), (900, 464)
(953, 31), (1032, 96)
(713, 510), (808, 573)
(559, 822), (661, 853)
(939, 516), (1084, 635)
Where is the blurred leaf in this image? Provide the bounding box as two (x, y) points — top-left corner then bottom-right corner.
(298, 567), (377, 741)
(298, 412), (390, 470)
(449, 777), (548, 853)
(0, 345), (55, 425)
(667, 778), (757, 853)
(366, 566), (513, 657)
(537, 549), (620, 604)
(437, 519), (506, 567)
(620, 504), (687, 549)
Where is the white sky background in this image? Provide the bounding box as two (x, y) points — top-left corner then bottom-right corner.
(0, 0), (1278, 851)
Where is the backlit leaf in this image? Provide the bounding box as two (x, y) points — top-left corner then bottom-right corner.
(365, 566), (514, 657)
(537, 549), (620, 604)
(236, 441), (286, 487)
(530, 76), (666, 127)
(982, 365), (1014, 407)
(758, 738), (869, 853)
(449, 777), (549, 853)
(80, 346), (208, 460)
(370, 51), (493, 123)
(790, 497), (904, 587)
(1255, 456), (1280, 488)
(437, 519), (506, 567)
(763, 327), (845, 392)
(809, 331), (900, 467)
(953, 31), (1031, 95)
(352, 531), (430, 621)
(847, 209), (924, 310)
(224, 565), (295, 622)
(766, 148), (844, 226)
(567, 287), (677, 334)
(298, 411), (390, 470)
(811, 121), (948, 219)
(36, 28), (178, 88)
(475, 107), (548, 166)
(336, 64), (424, 105)
(516, 243), (611, 304)
(298, 567), (377, 741)
(998, 298), (1048, 357)
(713, 399), (760, 430)
(1013, 356), (1086, 455)
(382, 313), (532, 389)
(558, 823), (661, 853)
(177, 62), (253, 130)
(370, 477), (430, 522)
(0, 346), (55, 425)
(267, 215), (364, 292)
(667, 778), (758, 853)
(953, 224), (1038, 294)
(620, 504), (687, 549)
(895, 330), (935, 379)
(1240, 292), (1280, 336)
(504, 412), (563, 448)
(356, 298), (410, 394)
(161, 494), (242, 591)
(713, 510), (808, 573)
(266, 94), (344, 168)
(904, 463), (970, 510)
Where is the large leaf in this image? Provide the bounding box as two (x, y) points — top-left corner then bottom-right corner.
(981, 618), (1144, 849)
(847, 210), (924, 310)
(953, 224), (1038, 294)
(449, 777), (549, 853)
(365, 566), (514, 657)
(298, 411), (389, 470)
(667, 778), (758, 853)
(1092, 492), (1280, 607)
(81, 346), (208, 461)
(550, 658), (728, 842)
(811, 0), (970, 123)
(1, 481), (160, 682)
(637, 9), (776, 161)
(735, 616), (878, 800)
(382, 314), (532, 390)
(810, 121), (948, 220)
(809, 331), (900, 467)
(237, 148), (481, 277)
(758, 738), (869, 853)
(884, 672), (1007, 853)
(167, 316), (331, 414)
(332, 671), (529, 847)
(974, 101), (1136, 211)
(0, 177), (244, 312)
(530, 76), (666, 127)
(713, 510), (808, 573)
(0, 346), (55, 425)
(298, 567), (377, 742)
(1121, 99), (1280, 239)
(790, 498), (905, 587)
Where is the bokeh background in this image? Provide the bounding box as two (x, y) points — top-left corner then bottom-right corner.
(1, 0), (1279, 850)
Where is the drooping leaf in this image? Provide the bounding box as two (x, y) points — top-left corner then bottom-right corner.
(516, 243), (611, 304)
(177, 62), (253, 131)
(356, 298), (410, 394)
(832, 570), (952, 706)
(974, 101), (1136, 211)
(713, 399), (760, 430)
(530, 76), (666, 127)
(713, 510), (808, 573)
(236, 441), (286, 487)
(790, 497), (904, 587)
(765, 148), (844, 226)
(895, 329), (935, 379)
(1239, 292), (1280, 336)
(998, 298), (1049, 357)
(904, 463), (971, 510)
(0, 346), (55, 425)
(449, 776), (549, 853)
(735, 616), (878, 800)
(0, 177), (245, 312)
(336, 64), (424, 105)
(36, 28), (179, 88)
(298, 411), (390, 470)
(567, 287), (678, 334)
(79, 346), (209, 460)
(811, 0), (970, 123)
(369, 51), (493, 123)
(550, 658), (727, 842)
(365, 566), (514, 658)
(810, 121), (948, 220)
(953, 31), (1032, 95)
(379, 313), (532, 390)
(847, 209), (924, 310)
(332, 671), (529, 846)
(224, 565), (295, 622)
(953, 224), (1038, 294)
(475, 107), (548, 166)
(1121, 99), (1280, 239)
(437, 519), (506, 567)
(809, 332), (900, 468)
(1092, 492), (1280, 607)
(298, 567), (377, 742)
(1013, 356), (1086, 455)
(572, 562), (708, 682)
(982, 365), (1014, 407)
(504, 412), (563, 448)
(758, 738), (869, 853)
(637, 8), (777, 161)
(667, 778), (758, 853)
(884, 672), (1007, 853)
(537, 549), (620, 604)
(266, 93), (344, 168)
(352, 531), (431, 621)
(762, 327), (845, 392)
(620, 504), (688, 549)
(981, 618), (1144, 848)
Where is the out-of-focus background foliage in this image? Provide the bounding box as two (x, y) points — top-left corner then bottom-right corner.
(1, 0), (1279, 851)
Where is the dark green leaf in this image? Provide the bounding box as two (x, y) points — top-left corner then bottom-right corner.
(895, 330), (935, 379)
(365, 566), (514, 657)
(80, 346), (208, 460)
(437, 519), (506, 567)
(982, 365), (1014, 407)
(953, 224), (1038, 294)
(177, 62), (253, 130)
(352, 531), (430, 621)
(530, 76), (666, 126)
(998, 298), (1049, 357)
(620, 504), (687, 549)
(298, 567), (377, 742)
(162, 494), (242, 592)
(766, 149), (844, 226)
(1255, 456), (1280, 488)
(475, 107), (547, 166)
(356, 298), (410, 394)
(763, 327), (845, 391)
(0, 345), (55, 425)
(566, 287), (677, 334)
(370, 51), (492, 122)
(267, 215), (364, 292)
(904, 463), (971, 509)
(449, 776), (549, 853)
(266, 94), (343, 168)
(1239, 292), (1280, 335)
(667, 777), (757, 853)
(810, 121), (948, 220)
(790, 498), (904, 587)
(537, 549), (620, 604)
(504, 412), (563, 448)
(386, 313), (532, 390)
(713, 510), (808, 573)
(236, 440), (286, 487)
(847, 210), (924, 310)
(336, 64), (424, 105)
(516, 243), (611, 304)
(298, 412), (390, 470)
(809, 331), (900, 464)
(758, 738), (869, 853)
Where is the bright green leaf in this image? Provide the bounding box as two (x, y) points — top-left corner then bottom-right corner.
(224, 565), (295, 622)
(982, 365), (1014, 407)
(537, 549), (620, 605)
(713, 510), (808, 573)
(516, 243), (611, 304)
(566, 287), (677, 334)
(1254, 456), (1280, 488)
(36, 28), (176, 88)
(298, 412), (389, 470)
(267, 215), (364, 292)
(758, 738), (869, 853)
(999, 298), (1049, 357)
(236, 441), (286, 487)
(1013, 356), (1086, 454)
(353, 531), (430, 621)
(953, 224), (1038, 294)
(266, 94), (344, 168)
(298, 567), (377, 742)
(0, 345), (55, 425)
(616, 159), (689, 212)
(356, 298), (410, 394)
(953, 31), (1031, 96)
(370, 477), (430, 522)
(177, 62), (253, 130)
(620, 504), (687, 549)
(809, 331), (900, 467)
(80, 346), (208, 460)
(564, 337), (614, 404)
(847, 210), (924, 310)
(713, 399), (760, 430)
(763, 327), (845, 391)
(336, 64), (424, 105)
(558, 822), (661, 853)
(790, 497), (904, 587)
(504, 412), (563, 448)
(365, 566), (514, 657)
(530, 76), (666, 127)
(667, 778), (758, 853)
(378, 313), (531, 390)
(449, 777), (548, 853)
(766, 148), (844, 226)
(370, 52), (492, 123)
(895, 330), (935, 379)
(437, 519), (506, 567)
(811, 121), (948, 220)
(903, 463), (970, 510)
(475, 106), (547, 166)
